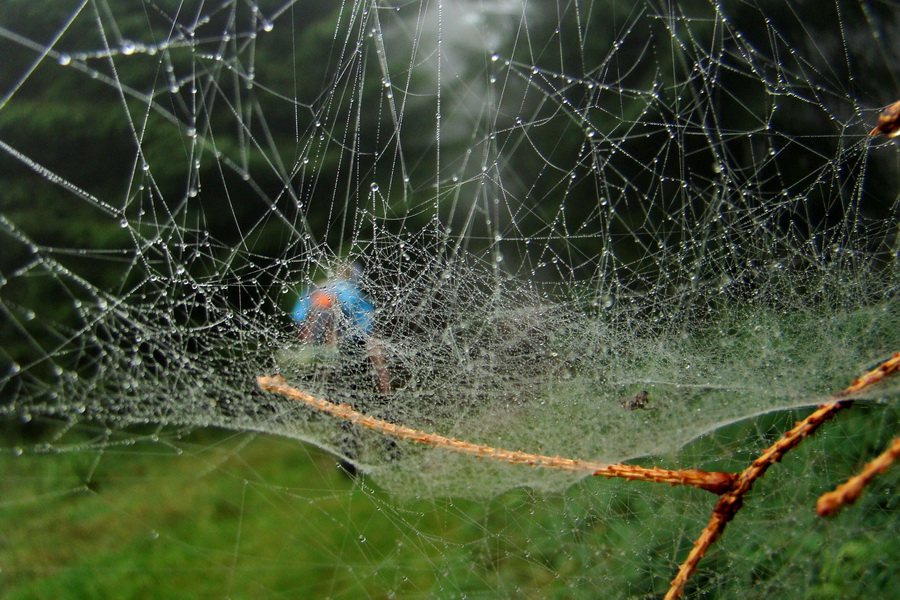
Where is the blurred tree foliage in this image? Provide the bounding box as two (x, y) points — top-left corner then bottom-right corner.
(1, 0), (897, 398)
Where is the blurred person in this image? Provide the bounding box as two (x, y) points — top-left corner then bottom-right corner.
(291, 261), (390, 394)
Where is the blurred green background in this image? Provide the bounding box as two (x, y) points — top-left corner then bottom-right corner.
(2, 403), (898, 599)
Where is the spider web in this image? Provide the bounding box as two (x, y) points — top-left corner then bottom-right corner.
(1, 0), (898, 598)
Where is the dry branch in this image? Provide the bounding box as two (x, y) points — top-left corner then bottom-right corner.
(665, 352), (900, 600)
(816, 437), (900, 517)
(256, 352), (900, 600)
(256, 374), (736, 493)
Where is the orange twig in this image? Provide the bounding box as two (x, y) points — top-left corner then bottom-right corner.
(869, 99), (900, 138)
(832, 353), (900, 399)
(816, 437), (900, 517)
(665, 352), (900, 600)
(256, 375), (736, 493)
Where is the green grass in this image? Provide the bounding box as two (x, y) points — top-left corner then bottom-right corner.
(1, 402), (897, 599)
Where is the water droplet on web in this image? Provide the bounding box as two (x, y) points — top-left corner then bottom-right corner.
(491, 53), (500, 62)
(121, 41), (136, 55)
(370, 182), (379, 192)
(58, 54), (71, 66)
(262, 21), (274, 32)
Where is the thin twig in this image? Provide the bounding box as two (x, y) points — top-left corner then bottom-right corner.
(832, 353), (900, 399)
(816, 437), (900, 517)
(256, 375), (736, 493)
(665, 352), (900, 600)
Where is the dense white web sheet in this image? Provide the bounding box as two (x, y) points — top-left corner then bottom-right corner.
(1, 0), (899, 597)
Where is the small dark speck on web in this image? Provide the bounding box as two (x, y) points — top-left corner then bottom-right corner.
(620, 390), (658, 411)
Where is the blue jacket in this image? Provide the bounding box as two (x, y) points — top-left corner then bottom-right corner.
(291, 279), (375, 337)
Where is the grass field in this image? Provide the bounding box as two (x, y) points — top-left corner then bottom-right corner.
(1, 402), (897, 599)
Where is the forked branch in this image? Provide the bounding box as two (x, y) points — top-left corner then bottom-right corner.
(256, 375), (736, 493)
(256, 352), (898, 600)
(665, 352), (900, 600)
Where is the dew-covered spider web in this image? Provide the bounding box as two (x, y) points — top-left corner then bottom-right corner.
(1, 0), (899, 598)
